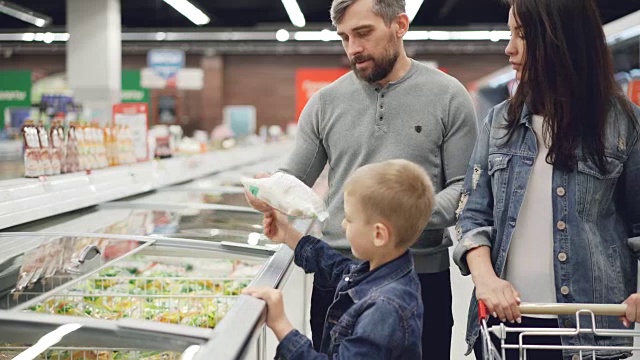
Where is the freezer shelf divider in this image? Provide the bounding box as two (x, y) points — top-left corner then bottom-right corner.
(192, 246), (294, 360)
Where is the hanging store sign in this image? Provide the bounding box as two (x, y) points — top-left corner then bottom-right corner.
(140, 68), (204, 90)
(147, 49), (185, 84)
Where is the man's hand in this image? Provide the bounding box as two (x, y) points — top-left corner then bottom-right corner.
(244, 172), (273, 213)
(242, 287), (294, 341)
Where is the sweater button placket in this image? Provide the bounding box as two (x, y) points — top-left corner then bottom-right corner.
(378, 90), (384, 122)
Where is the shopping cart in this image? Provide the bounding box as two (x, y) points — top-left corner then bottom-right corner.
(478, 301), (640, 360)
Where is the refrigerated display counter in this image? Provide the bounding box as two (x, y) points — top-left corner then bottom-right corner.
(0, 231), (303, 360)
(126, 187), (249, 208)
(0, 140), (294, 231)
(0, 139), (312, 359)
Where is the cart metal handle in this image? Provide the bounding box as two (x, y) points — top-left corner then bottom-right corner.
(478, 301), (627, 321)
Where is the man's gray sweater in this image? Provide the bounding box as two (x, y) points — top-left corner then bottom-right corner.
(281, 60), (477, 273)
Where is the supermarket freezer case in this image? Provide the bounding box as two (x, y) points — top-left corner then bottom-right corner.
(0, 311), (208, 360)
(0, 231), (301, 360)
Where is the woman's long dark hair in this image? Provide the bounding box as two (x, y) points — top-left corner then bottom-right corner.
(506, 0), (636, 172)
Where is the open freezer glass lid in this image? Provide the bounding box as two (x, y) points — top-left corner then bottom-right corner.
(5, 237), (265, 335)
(129, 188), (250, 207)
(94, 204), (274, 247)
(0, 233), (150, 310)
(0, 311), (207, 360)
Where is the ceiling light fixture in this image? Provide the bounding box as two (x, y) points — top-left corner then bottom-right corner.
(406, 0), (424, 23)
(276, 29), (290, 42)
(0, 1), (51, 27)
(1, 30), (512, 43)
(21, 32), (35, 41)
(163, 0), (210, 26)
(281, 0), (306, 28)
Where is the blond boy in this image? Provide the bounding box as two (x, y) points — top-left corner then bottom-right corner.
(244, 159), (434, 359)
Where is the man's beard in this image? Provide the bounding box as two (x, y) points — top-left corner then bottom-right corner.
(351, 43), (400, 84)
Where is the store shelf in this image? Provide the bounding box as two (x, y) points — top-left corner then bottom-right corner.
(0, 140), (293, 230)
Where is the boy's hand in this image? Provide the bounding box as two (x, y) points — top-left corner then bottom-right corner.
(263, 210), (290, 243)
(263, 210), (304, 249)
(244, 172), (273, 213)
(243, 287), (294, 341)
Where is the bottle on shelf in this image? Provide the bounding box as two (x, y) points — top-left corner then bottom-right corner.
(36, 122), (53, 176)
(49, 119), (64, 175)
(65, 122), (80, 173)
(22, 120), (42, 178)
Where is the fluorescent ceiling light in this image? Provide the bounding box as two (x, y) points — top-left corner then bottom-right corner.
(282, 0), (306, 28)
(404, 30), (510, 41)
(294, 30), (340, 41)
(276, 29), (290, 42)
(22, 32), (35, 41)
(3, 30), (512, 43)
(163, 0), (210, 26)
(406, 0), (424, 22)
(0, 1), (51, 27)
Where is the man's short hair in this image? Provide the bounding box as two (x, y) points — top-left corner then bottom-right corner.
(344, 159), (434, 248)
(330, 0), (406, 26)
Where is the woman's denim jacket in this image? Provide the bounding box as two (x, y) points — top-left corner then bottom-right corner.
(453, 99), (640, 360)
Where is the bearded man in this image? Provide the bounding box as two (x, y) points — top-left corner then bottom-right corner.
(245, 0), (478, 358)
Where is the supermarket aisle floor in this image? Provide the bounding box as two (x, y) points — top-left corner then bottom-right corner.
(450, 246), (475, 359)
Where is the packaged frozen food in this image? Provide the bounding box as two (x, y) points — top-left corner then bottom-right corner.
(241, 172), (329, 220)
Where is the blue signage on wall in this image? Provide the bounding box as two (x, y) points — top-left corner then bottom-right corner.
(147, 49), (185, 80)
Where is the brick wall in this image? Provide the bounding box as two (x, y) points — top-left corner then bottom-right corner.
(0, 52), (508, 132)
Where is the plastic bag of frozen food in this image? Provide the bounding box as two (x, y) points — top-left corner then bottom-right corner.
(241, 172), (329, 221)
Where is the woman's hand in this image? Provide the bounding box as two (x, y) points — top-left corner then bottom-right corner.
(474, 272), (521, 323)
(622, 293), (640, 328)
(466, 246), (522, 323)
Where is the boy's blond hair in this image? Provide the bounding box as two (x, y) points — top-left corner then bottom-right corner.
(343, 159), (435, 248)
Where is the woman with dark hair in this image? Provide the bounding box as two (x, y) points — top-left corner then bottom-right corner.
(453, 0), (640, 359)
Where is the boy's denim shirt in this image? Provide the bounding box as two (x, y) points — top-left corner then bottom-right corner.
(453, 99), (640, 360)
(276, 236), (423, 360)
